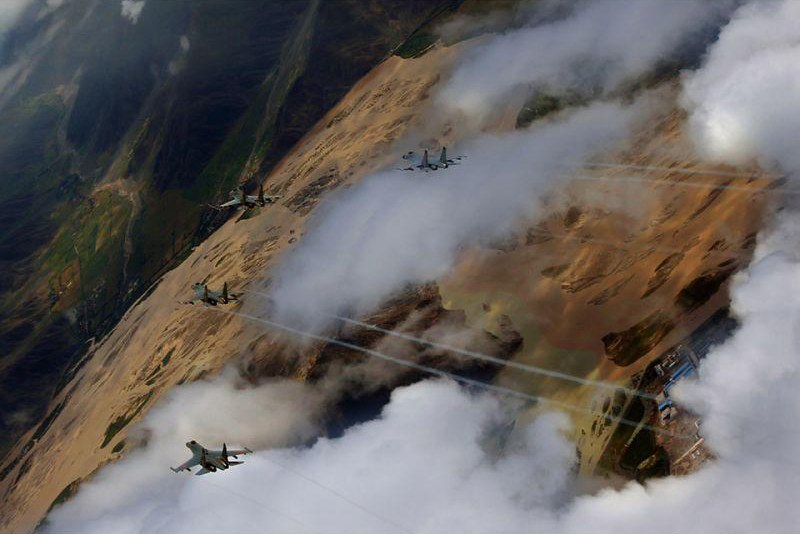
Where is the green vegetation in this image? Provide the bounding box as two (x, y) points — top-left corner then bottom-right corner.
(596, 396), (648, 474)
(540, 263), (570, 279)
(143, 348), (175, 386)
(676, 266), (736, 312)
(617, 427), (670, 481)
(620, 428), (656, 471)
(47, 478), (82, 513)
(144, 367), (161, 386)
(101, 392), (153, 448)
(49, 192), (131, 279)
(161, 348), (174, 367)
(642, 253), (684, 299)
(602, 312), (675, 366)
(516, 93), (563, 128)
(395, 31), (438, 59)
(128, 188), (199, 282)
(237, 206), (261, 222)
(635, 447), (671, 481)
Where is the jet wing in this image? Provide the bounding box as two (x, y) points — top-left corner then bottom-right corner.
(208, 446), (252, 457)
(207, 290), (223, 300)
(226, 447), (253, 457)
(218, 198), (241, 208)
(171, 456), (200, 473)
(245, 194), (281, 204)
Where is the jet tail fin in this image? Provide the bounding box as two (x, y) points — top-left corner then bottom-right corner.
(204, 285), (209, 302)
(440, 147), (447, 164)
(222, 283), (229, 303)
(421, 149), (429, 168)
(258, 185), (265, 205)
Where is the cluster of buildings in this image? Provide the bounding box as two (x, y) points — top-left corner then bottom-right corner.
(653, 345), (700, 423)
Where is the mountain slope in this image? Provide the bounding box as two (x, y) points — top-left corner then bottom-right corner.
(0, 20), (774, 529)
(0, 0), (459, 460)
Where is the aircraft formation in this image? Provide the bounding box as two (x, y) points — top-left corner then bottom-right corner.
(211, 145), (461, 215)
(173, 143), (465, 475)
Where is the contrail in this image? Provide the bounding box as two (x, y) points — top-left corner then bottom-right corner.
(202, 306), (692, 440)
(212, 305), (800, 472)
(201, 477), (320, 534)
(572, 161), (782, 180)
(526, 228), (736, 260)
(321, 310), (658, 401)
(571, 173), (800, 194)
(243, 289), (656, 400)
(260, 455), (415, 534)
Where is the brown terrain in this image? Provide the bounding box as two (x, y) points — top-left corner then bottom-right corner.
(0, 37), (773, 533)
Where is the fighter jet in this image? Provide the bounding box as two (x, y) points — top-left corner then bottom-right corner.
(171, 440), (253, 475)
(218, 185), (281, 209)
(400, 146), (464, 172)
(186, 282), (240, 306)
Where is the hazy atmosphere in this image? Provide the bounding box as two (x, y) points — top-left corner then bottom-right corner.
(0, 1), (797, 533)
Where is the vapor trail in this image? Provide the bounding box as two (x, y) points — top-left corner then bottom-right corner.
(200, 477), (319, 534)
(216, 304), (800, 473)
(319, 307), (655, 401)
(573, 161), (780, 179)
(260, 455), (415, 534)
(244, 290), (658, 400)
(202, 306), (691, 439)
(572, 173), (798, 194)
(526, 229), (735, 260)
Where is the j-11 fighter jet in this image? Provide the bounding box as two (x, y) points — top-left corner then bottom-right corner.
(400, 146), (464, 172)
(186, 282), (240, 306)
(171, 440), (253, 475)
(218, 185), (281, 209)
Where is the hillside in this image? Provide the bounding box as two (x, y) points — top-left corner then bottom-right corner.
(0, 0), (460, 460)
(0, 18), (774, 529)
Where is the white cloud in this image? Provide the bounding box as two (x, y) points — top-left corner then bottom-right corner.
(558, 217), (800, 533)
(268, 0), (743, 332)
(270, 99), (641, 331)
(45, 253), (800, 533)
(44, 368), (326, 533)
(0, 0), (34, 40)
(439, 0), (736, 123)
(41, 2), (800, 533)
(120, 0), (145, 25)
(682, 0), (800, 173)
(46, 379), (576, 534)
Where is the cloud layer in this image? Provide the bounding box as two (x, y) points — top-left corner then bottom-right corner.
(46, 247), (800, 534)
(268, 0), (743, 332)
(0, 0), (33, 42)
(682, 0), (800, 173)
(43, 1), (800, 533)
(439, 0), (736, 122)
(44, 369), (326, 533)
(46, 379), (577, 534)
(270, 100), (640, 331)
